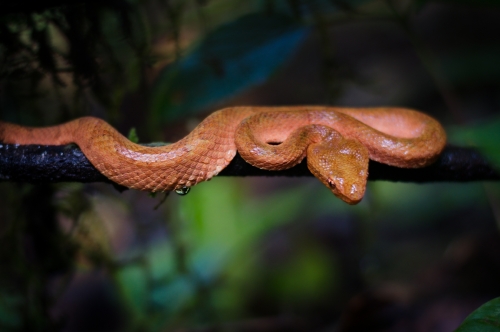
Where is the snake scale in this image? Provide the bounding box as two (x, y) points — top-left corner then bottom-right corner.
(0, 106), (446, 204)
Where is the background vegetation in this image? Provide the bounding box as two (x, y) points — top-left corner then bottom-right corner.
(1, 0), (500, 331)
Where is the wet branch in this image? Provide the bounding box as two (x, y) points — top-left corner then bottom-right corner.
(0, 144), (498, 187)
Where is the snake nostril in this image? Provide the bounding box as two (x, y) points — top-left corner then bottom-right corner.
(266, 141), (282, 146)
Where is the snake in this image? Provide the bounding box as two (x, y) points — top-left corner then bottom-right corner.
(0, 106), (446, 204)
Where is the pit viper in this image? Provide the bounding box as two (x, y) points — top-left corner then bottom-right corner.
(0, 106), (446, 204)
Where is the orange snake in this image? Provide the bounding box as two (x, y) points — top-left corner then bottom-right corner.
(0, 106), (446, 204)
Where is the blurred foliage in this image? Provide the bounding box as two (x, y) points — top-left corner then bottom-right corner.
(150, 13), (308, 124)
(1, 0), (500, 331)
(0, 1), (150, 123)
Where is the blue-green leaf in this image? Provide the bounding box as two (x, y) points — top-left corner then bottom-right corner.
(151, 13), (308, 123)
(455, 297), (500, 331)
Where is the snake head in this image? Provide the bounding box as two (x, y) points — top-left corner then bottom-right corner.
(307, 136), (369, 205)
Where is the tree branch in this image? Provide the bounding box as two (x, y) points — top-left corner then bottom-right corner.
(0, 144), (498, 188)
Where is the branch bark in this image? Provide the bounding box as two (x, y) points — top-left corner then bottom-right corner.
(0, 144), (498, 187)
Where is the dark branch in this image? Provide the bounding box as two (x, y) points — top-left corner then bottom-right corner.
(0, 144), (498, 187)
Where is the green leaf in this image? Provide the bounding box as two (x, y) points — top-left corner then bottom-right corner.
(127, 127), (139, 143)
(456, 297), (500, 331)
(151, 13), (308, 123)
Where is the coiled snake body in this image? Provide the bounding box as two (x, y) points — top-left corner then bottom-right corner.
(0, 106), (446, 204)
